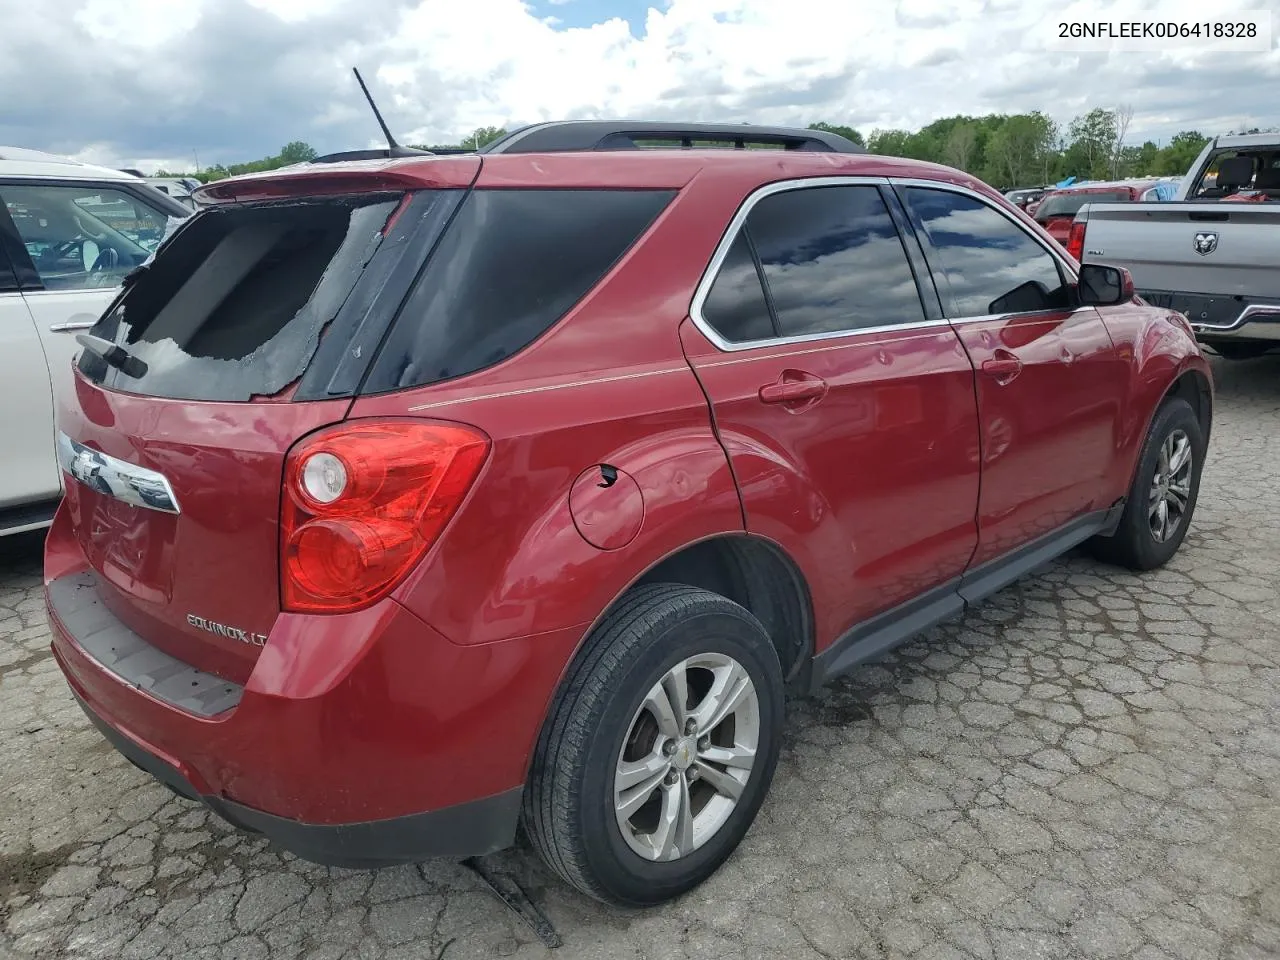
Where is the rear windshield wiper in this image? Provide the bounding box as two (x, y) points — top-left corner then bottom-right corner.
(76, 334), (149, 380)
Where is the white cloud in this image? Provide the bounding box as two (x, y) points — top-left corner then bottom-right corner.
(1, 0), (1276, 171)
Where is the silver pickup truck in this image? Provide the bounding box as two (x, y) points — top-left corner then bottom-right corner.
(1073, 133), (1279, 359)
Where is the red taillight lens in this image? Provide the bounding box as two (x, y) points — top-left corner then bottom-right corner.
(281, 420), (490, 613)
(1066, 220), (1087, 262)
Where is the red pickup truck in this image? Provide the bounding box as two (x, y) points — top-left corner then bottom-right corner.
(1033, 179), (1170, 243)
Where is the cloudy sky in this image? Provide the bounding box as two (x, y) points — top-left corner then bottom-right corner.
(1, 0), (1276, 173)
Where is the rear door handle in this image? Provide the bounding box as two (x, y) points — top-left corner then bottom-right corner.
(981, 350), (1023, 384)
(759, 373), (828, 405)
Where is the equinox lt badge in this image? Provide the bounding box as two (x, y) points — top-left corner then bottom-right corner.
(186, 614), (268, 647)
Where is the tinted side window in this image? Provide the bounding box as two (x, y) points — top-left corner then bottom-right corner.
(701, 232), (775, 343)
(365, 189), (674, 392)
(902, 188), (1070, 317)
(745, 185), (926, 337)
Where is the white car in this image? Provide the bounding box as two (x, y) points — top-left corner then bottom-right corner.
(1, 147), (191, 535)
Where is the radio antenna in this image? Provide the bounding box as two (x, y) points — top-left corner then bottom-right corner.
(309, 68), (431, 164)
(353, 67), (401, 150)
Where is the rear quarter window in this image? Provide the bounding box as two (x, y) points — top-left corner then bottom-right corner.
(361, 188), (675, 393)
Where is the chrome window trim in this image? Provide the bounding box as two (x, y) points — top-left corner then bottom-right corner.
(688, 176), (955, 353)
(19, 288), (121, 298)
(56, 432), (181, 515)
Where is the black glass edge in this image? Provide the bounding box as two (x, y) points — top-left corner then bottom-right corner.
(879, 185), (946, 323)
(294, 189), (468, 402)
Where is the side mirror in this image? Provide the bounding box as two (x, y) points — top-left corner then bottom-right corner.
(1078, 263), (1134, 307)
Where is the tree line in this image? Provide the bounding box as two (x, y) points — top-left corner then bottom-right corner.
(157, 110), (1275, 189)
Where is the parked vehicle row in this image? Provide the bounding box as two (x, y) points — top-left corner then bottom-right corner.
(41, 121), (1212, 906)
(1074, 133), (1280, 359)
(0, 146), (190, 535)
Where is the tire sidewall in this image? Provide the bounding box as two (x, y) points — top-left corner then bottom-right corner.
(1126, 398), (1205, 567)
(576, 607), (783, 905)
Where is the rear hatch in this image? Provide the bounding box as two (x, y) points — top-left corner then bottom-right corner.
(56, 160), (478, 684)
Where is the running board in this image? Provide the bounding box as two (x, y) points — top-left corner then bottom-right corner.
(808, 503), (1123, 692)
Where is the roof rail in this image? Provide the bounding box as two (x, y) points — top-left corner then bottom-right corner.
(479, 120), (866, 155)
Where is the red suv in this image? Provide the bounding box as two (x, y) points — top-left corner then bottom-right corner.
(44, 121), (1212, 907)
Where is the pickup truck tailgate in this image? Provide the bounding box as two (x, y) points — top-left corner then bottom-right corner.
(1079, 204), (1280, 298)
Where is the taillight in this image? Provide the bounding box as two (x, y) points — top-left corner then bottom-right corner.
(281, 419), (489, 613)
(1066, 219), (1087, 262)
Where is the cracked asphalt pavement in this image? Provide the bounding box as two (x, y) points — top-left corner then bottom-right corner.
(3, 356), (1279, 960)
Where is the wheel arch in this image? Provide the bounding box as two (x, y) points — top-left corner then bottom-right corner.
(521, 532), (815, 781)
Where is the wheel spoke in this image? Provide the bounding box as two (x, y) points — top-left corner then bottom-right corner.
(642, 679), (682, 739)
(652, 779), (694, 861)
(693, 760), (745, 801)
(661, 660), (690, 731)
(699, 742), (756, 770)
(1148, 488), (1163, 516)
(616, 766), (668, 821)
(692, 662), (753, 735)
(1156, 498), (1170, 541)
(1158, 440), (1171, 476)
(616, 751), (669, 791)
(1168, 436), (1192, 475)
(1165, 487), (1188, 511)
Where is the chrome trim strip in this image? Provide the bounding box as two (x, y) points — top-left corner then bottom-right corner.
(687, 175), (1088, 356)
(19, 288), (122, 298)
(55, 432), (181, 515)
(686, 176), (906, 353)
(50, 319), (98, 332)
(1189, 303), (1280, 333)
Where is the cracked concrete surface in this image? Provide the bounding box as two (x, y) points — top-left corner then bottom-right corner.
(3, 356), (1279, 960)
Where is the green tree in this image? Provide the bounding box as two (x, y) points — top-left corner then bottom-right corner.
(1065, 108), (1118, 179)
(808, 122), (865, 147)
(867, 129), (912, 156)
(278, 141), (318, 164)
(1156, 131), (1210, 175)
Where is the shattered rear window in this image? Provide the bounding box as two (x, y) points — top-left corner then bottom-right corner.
(79, 194), (400, 402)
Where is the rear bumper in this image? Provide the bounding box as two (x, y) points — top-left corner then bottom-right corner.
(73, 690), (521, 867)
(45, 507), (585, 865)
(1140, 290), (1280, 342)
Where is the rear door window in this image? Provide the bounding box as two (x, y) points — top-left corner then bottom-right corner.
(361, 189), (674, 393)
(746, 185), (927, 337)
(80, 194), (403, 401)
(700, 233), (777, 343)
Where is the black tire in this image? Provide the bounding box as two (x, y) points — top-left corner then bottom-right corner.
(1088, 397), (1205, 570)
(1208, 341), (1271, 360)
(522, 583), (784, 906)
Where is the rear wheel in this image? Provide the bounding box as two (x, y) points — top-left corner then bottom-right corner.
(522, 584), (784, 906)
(1088, 397), (1205, 570)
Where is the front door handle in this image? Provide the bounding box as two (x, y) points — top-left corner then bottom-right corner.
(50, 320), (97, 333)
(758, 371), (828, 407)
(981, 350), (1023, 385)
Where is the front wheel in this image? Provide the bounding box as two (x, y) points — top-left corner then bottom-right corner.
(1088, 396), (1205, 570)
(522, 584), (784, 906)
